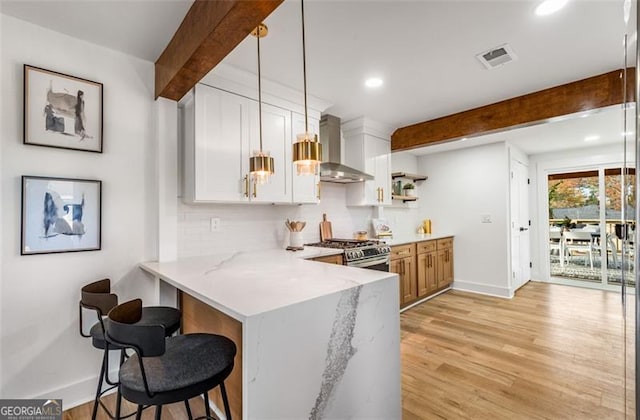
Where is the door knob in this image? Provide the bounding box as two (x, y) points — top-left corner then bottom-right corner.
(519, 227), (528, 231)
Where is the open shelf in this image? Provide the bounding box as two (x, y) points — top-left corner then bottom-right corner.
(391, 172), (428, 182)
(392, 194), (418, 203)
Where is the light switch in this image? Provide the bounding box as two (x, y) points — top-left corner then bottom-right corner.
(481, 214), (492, 223)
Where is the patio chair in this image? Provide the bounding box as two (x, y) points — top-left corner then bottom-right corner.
(564, 230), (595, 269)
(549, 229), (564, 266)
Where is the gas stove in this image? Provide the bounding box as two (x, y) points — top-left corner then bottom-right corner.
(306, 239), (391, 270)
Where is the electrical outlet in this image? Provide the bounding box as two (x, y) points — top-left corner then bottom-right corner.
(210, 218), (221, 232)
(481, 214), (492, 223)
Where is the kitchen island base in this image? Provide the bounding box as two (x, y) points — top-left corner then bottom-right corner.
(179, 281), (401, 420)
(140, 250), (401, 420)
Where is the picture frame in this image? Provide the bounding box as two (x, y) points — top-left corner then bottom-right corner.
(24, 65), (103, 153)
(21, 176), (102, 255)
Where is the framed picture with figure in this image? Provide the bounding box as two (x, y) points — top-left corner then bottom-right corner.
(24, 65), (103, 153)
(21, 176), (102, 255)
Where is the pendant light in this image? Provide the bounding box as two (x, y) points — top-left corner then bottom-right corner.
(249, 23), (275, 185)
(292, 0), (322, 176)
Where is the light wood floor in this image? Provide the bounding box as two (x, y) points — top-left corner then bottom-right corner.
(66, 281), (635, 419)
(402, 281), (635, 419)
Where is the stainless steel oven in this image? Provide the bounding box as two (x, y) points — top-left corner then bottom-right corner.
(345, 255), (390, 272)
(305, 239), (391, 272)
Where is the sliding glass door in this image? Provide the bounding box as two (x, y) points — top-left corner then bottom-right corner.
(547, 167), (635, 289)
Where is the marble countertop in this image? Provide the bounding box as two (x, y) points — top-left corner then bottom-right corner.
(139, 247), (396, 322)
(381, 233), (454, 246)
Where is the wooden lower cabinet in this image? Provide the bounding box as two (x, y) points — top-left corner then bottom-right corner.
(417, 251), (437, 296)
(390, 244), (416, 307)
(394, 237), (454, 309)
(311, 254), (344, 265)
(391, 256), (416, 305)
(436, 238), (454, 288)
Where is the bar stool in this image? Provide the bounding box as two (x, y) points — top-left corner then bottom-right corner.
(106, 299), (236, 420)
(79, 279), (181, 420)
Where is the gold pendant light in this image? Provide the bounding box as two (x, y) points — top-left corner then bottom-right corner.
(249, 23), (275, 185)
(292, 0), (322, 176)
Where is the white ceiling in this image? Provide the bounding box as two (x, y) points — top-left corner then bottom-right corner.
(0, 0), (193, 62)
(1, 0), (634, 155)
(219, 0), (631, 129)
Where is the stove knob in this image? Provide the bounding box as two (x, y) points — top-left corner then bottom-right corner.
(359, 250), (364, 258)
(347, 251), (355, 259)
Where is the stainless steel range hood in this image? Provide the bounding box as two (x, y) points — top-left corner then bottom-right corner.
(319, 114), (374, 183)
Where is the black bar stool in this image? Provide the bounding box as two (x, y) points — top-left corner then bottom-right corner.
(79, 279), (181, 420)
(106, 299), (236, 420)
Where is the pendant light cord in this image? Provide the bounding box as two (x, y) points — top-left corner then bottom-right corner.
(257, 27), (264, 152)
(301, 0), (309, 134)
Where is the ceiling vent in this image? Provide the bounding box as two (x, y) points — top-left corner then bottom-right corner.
(476, 44), (518, 70)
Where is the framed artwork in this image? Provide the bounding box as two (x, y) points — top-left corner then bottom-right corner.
(21, 176), (102, 255)
(24, 65), (103, 153)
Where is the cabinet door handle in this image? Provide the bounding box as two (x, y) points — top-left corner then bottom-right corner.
(244, 175), (249, 198)
(253, 180), (257, 198)
(428, 254), (431, 268)
(376, 187), (380, 202)
(381, 188), (384, 202)
(317, 182), (321, 200)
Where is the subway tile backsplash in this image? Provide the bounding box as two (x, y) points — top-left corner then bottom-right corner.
(177, 183), (374, 258)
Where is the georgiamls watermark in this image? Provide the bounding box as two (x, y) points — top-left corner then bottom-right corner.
(0, 399), (62, 420)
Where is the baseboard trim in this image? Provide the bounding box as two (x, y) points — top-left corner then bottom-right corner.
(452, 280), (513, 299)
(400, 287), (451, 313)
(39, 368), (119, 411)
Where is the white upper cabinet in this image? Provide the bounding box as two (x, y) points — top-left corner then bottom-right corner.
(182, 83), (323, 205)
(343, 117), (393, 206)
(248, 102), (292, 203)
(183, 84), (291, 204)
(291, 112), (320, 204)
(183, 84), (250, 203)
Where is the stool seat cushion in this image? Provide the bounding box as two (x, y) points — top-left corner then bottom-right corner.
(119, 333), (236, 394)
(89, 306), (181, 349)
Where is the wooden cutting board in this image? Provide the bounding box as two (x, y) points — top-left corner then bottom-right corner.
(320, 213), (333, 241)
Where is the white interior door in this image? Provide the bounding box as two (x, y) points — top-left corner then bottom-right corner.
(510, 158), (531, 291)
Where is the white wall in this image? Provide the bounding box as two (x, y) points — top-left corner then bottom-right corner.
(178, 183), (373, 257)
(417, 142), (511, 297)
(0, 14), (157, 406)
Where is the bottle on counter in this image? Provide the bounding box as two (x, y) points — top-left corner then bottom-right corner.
(423, 219), (432, 234)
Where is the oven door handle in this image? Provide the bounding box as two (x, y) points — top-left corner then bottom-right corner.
(347, 256), (390, 268)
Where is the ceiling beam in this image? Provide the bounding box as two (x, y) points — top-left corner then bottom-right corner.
(391, 69), (635, 151)
(155, 0), (284, 101)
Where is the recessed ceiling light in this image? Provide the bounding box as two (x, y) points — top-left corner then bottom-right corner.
(584, 135), (600, 142)
(365, 77), (383, 88)
(461, 138), (468, 141)
(535, 0), (569, 16)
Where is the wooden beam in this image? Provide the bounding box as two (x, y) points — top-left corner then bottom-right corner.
(155, 0), (284, 101)
(391, 69), (636, 151)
